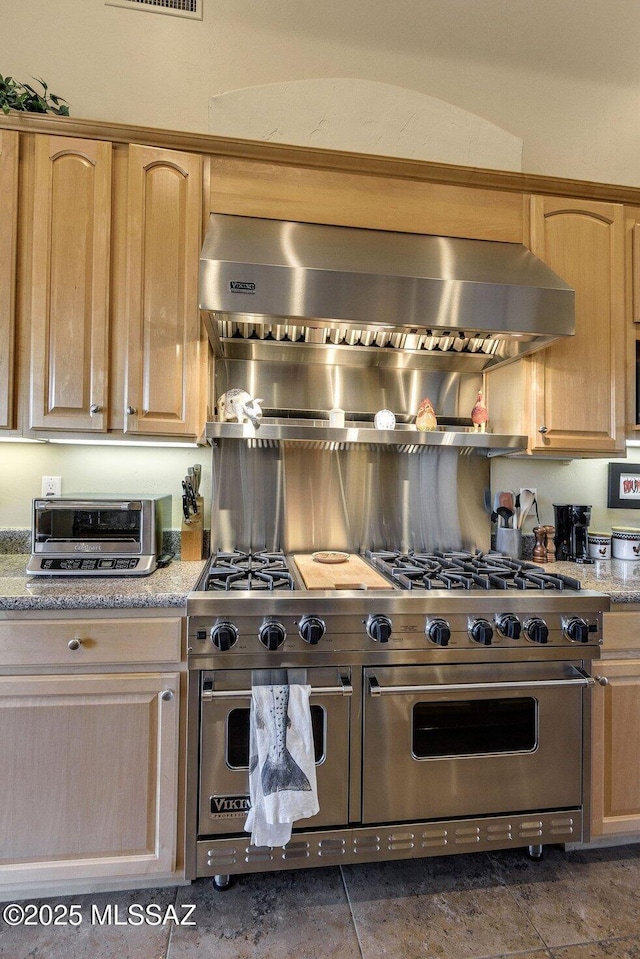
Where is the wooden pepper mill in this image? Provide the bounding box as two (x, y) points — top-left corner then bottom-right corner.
(532, 526), (547, 564)
(544, 526), (556, 562)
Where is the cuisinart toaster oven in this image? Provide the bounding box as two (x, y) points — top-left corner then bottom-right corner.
(26, 494), (171, 576)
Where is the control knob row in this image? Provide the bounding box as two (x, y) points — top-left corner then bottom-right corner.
(209, 615), (326, 651)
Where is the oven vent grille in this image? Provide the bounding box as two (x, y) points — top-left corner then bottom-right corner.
(105, 0), (201, 19)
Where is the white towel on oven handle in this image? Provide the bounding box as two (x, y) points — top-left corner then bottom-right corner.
(244, 683), (319, 848)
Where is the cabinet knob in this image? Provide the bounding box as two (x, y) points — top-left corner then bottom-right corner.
(595, 675), (609, 686)
(161, 689), (174, 701)
(538, 425), (549, 434)
(67, 639), (82, 651)
(89, 404), (103, 415)
(126, 406), (137, 416)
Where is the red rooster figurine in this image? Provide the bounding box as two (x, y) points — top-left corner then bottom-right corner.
(416, 397), (438, 432)
(471, 391), (489, 433)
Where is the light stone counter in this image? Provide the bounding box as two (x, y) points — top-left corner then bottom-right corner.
(0, 554), (206, 612)
(546, 559), (640, 605)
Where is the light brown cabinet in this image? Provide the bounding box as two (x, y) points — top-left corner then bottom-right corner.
(0, 616), (182, 890)
(0, 129), (19, 431)
(0, 671), (179, 885)
(28, 135), (112, 432)
(591, 656), (640, 837)
(486, 196), (626, 457)
(122, 144), (204, 438)
(9, 132), (207, 442)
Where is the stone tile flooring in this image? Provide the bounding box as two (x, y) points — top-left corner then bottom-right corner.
(2, 845), (640, 958)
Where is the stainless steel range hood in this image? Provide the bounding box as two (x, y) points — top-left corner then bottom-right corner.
(200, 213), (574, 371)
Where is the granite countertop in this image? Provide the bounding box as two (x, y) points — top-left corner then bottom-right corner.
(545, 559), (640, 604)
(0, 554), (207, 612)
(3, 553), (640, 613)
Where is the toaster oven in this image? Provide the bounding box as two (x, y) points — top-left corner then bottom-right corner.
(26, 494), (171, 576)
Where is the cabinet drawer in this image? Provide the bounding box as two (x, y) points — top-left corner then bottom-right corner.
(0, 618), (182, 667)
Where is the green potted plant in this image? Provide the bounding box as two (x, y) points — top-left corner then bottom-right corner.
(0, 74), (69, 115)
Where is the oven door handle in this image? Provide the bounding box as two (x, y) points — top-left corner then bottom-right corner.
(367, 668), (595, 697)
(202, 677), (353, 701)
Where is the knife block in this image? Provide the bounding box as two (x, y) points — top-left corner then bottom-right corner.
(181, 496), (204, 561)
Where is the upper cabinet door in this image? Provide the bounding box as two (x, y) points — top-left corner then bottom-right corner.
(0, 130), (19, 431)
(528, 196), (626, 455)
(29, 136), (112, 431)
(124, 145), (202, 437)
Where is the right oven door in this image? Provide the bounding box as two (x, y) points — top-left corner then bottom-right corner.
(362, 661), (590, 824)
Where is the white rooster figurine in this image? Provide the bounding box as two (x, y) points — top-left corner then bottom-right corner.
(471, 391), (489, 433)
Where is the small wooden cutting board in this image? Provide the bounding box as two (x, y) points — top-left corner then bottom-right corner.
(293, 553), (391, 590)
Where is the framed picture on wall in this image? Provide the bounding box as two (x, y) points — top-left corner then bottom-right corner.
(607, 463), (640, 508)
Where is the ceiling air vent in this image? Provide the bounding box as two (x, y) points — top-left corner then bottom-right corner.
(106, 0), (201, 20)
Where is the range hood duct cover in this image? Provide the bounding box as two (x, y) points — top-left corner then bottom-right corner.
(200, 213), (575, 369)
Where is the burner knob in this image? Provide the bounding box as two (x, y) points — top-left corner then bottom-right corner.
(495, 614), (522, 640)
(564, 616), (590, 644)
(524, 617), (549, 644)
(258, 620), (287, 651)
(426, 618), (451, 647)
(210, 621), (239, 652)
(469, 618), (493, 645)
(298, 615), (326, 645)
(366, 614), (392, 644)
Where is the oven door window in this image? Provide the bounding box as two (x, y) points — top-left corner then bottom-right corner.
(412, 697), (537, 759)
(226, 706), (326, 768)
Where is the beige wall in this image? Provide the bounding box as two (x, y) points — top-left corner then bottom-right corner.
(2, 0), (640, 185)
(0, 443), (211, 532)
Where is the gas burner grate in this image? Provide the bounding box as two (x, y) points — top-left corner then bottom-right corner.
(202, 549), (294, 592)
(365, 549), (581, 592)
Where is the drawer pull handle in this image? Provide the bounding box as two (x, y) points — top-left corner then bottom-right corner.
(595, 675), (609, 686)
(67, 639), (83, 651)
(161, 689), (174, 701)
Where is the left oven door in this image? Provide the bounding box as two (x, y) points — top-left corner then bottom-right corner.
(198, 667), (352, 836)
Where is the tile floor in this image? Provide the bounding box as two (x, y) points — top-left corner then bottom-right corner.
(2, 844), (640, 959)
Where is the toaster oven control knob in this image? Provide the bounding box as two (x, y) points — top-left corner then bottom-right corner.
(524, 617), (549, 644)
(495, 613), (521, 640)
(564, 616), (590, 644)
(258, 620), (287, 651)
(210, 621), (239, 652)
(366, 614), (392, 643)
(298, 616), (326, 645)
(426, 618), (451, 646)
(469, 618), (493, 645)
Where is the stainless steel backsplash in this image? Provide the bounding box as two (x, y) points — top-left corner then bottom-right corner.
(209, 355), (490, 554)
(210, 442), (490, 555)
(213, 356), (481, 420)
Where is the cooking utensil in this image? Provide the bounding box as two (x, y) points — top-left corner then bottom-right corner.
(181, 482), (191, 523)
(517, 489), (536, 528)
(184, 476), (198, 514)
(496, 506), (514, 528)
(192, 464), (202, 496)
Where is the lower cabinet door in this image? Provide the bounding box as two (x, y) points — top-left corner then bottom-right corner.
(591, 658), (640, 837)
(0, 671), (179, 885)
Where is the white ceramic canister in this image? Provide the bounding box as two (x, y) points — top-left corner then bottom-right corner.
(587, 530), (611, 560)
(611, 526), (640, 560)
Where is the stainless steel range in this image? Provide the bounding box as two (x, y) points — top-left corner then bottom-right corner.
(186, 545), (607, 888)
(186, 210), (600, 888)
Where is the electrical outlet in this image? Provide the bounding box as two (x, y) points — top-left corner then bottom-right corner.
(42, 476), (62, 497)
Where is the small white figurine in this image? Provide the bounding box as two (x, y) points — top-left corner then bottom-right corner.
(218, 389), (264, 428)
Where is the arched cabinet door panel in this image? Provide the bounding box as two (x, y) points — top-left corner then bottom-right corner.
(29, 135), (112, 432)
(123, 144), (203, 438)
